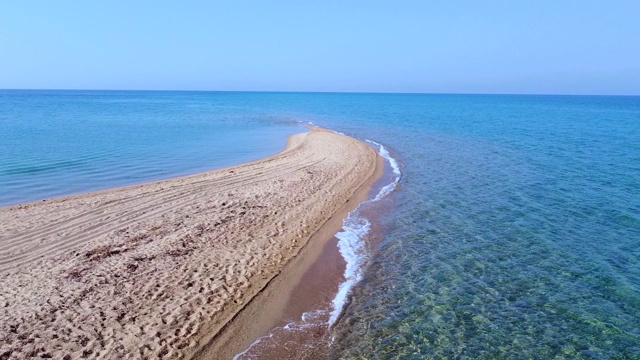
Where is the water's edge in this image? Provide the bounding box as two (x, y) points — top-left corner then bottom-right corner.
(233, 134), (402, 359)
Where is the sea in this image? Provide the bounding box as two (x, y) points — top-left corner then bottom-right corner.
(1, 90), (639, 359)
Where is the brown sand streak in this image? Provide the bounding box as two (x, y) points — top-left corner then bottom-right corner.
(0, 129), (377, 359)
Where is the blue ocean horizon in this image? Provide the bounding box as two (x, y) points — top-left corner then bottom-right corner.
(2, 90), (639, 358)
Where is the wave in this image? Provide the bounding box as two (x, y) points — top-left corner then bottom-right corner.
(328, 139), (401, 326)
(233, 310), (329, 360)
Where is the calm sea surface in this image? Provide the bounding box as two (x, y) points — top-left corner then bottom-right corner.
(2, 91), (639, 359)
(0, 90), (300, 206)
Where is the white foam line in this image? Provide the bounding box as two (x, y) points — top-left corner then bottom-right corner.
(328, 139), (401, 326)
(366, 139), (401, 201)
(233, 333), (274, 360)
(233, 309), (329, 359)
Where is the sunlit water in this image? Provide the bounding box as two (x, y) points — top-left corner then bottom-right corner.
(317, 94), (640, 360)
(2, 91), (638, 359)
(0, 90), (300, 206)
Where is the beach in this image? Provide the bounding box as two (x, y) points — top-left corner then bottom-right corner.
(0, 128), (380, 359)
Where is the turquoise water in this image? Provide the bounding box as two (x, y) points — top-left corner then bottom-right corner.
(0, 90), (300, 206)
(314, 94), (640, 359)
(2, 91), (639, 359)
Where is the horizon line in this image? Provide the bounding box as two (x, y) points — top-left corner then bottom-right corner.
(1, 88), (638, 97)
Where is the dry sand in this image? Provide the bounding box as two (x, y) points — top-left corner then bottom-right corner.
(0, 128), (379, 359)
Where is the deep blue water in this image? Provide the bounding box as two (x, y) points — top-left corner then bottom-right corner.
(2, 91), (639, 359)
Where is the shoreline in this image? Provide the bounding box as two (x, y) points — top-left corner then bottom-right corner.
(192, 147), (384, 360)
(0, 128), (380, 359)
(226, 139), (399, 360)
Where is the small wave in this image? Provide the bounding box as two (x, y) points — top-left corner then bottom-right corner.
(366, 140), (401, 201)
(0, 159), (88, 177)
(330, 217), (371, 325)
(366, 140), (401, 177)
(233, 333), (274, 360)
(233, 309), (329, 360)
(328, 139), (401, 326)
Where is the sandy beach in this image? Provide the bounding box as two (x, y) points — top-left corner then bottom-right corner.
(0, 128), (380, 359)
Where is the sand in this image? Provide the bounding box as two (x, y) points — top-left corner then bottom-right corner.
(0, 128), (379, 359)
(195, 153), (385, 360)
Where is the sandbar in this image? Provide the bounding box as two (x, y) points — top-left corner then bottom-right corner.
(0, 128), (379, 359)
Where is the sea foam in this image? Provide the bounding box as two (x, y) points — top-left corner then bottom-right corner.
(328, 139), (401, 326)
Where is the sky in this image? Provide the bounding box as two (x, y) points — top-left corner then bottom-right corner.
(1, 1), (639, 95)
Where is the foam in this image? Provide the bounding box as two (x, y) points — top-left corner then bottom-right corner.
(233, 309), (329, 359)
(329, 217), (372, 325)
(328, 139), (401, 326)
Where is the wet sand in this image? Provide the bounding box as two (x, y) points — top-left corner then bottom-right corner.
(0, 128), (380, 359)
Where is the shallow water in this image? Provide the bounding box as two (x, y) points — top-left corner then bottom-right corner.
(3, 91), (639, 359)
(0, 90), (299, 206)
(316, 94), (640, 359)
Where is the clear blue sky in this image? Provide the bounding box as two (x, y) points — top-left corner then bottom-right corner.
(1, 1), (639, 94)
